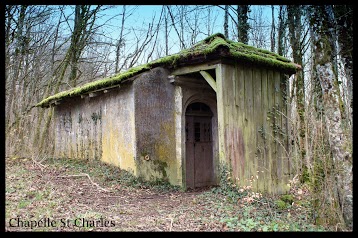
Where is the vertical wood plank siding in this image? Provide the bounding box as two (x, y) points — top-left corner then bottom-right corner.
(218, 64), (290, 194)
(253, 68), (263, 191)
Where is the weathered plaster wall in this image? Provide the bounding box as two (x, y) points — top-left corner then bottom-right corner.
(216, 63), (290, 194)
(133, 67), (179, 185)
(55, 97), (103, 161)
(54, 85), (137, 174)
(100, 85), (136, 173)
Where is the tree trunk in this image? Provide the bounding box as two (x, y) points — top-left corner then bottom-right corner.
(224, 5), (229, 38)
(6, 5), (27, 132)
(69, 5), (82, 87)
(277, 5), (286, 56)
(115, 5), (126, 74)
(309, 5), (352, 230)
(270, 5), (275, 52)
(164, 6), (169, 56)
(333, 5), (353, 125)
(287, 5), (307, 174)
(237, 5), (250, 44)
(68, 5), (101, 86)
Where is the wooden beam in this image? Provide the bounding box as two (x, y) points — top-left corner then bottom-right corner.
(168, 75), (175, 83)
(54, 100), (62, 105)
(79, 84), (121, 98)
(173, 81), (212, 90)
(199, 70), (217, 92)
(90, 84), (121, 94)
(168, 75), (212, 90)
(169, 76), (203, 84)
(171, 63), (218, 76)
(89, 92), (97, 97)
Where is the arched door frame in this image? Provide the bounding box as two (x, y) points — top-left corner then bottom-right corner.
(182, 95), (218, 189)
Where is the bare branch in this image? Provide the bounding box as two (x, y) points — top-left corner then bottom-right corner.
(57, 173), (110, 192)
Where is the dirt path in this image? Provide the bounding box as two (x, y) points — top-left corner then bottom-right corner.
(5, 158), (238, 231)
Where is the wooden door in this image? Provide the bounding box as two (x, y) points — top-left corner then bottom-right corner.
(185, 104), (213, 189)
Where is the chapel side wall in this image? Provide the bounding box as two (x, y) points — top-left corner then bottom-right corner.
(217, 63), (291, 195)
(54, 97), (103, 161)
(54, 85), (137, 175)
(101, 85), (136, 173)
(133, 67), (179, 185)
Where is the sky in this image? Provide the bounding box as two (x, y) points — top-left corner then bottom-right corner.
(99, 5), (272, 54)
(59, 5), (276, 73)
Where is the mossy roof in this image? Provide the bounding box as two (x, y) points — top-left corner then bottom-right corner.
(37, 33), (300, 108)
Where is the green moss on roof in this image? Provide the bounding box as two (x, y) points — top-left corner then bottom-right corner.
(36, 64), (151, 108)
(36, 33), (300, 108)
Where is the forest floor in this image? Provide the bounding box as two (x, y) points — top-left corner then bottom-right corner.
(5, 157), (331, 232)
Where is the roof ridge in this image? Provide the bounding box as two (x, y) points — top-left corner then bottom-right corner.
(202, 32), (227, 44)
(36, 33), (300, 108)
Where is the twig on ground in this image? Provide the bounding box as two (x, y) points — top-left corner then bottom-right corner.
(32, 155), (47, 171)
(57, 173), (110, 192)
(155, 227), (163, 231)
(168, 213), (175, 231)
(262, 199), (274, 218)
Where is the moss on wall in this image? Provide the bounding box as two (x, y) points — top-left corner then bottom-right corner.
(152, 159), (168, 179)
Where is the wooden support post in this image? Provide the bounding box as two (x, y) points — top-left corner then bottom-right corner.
(200, 70), (217, 92)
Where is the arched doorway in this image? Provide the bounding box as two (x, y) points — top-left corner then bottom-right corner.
(185, 102), (214, 189)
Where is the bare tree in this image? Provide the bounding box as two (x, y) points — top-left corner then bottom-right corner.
(115, 5), (127, 74)
(250, 6), (270, 48)
(5, 5), (28, 131)
(5, 5), (57, 156)
(308, 5), (352, 230)
(206, 6), (214, 36)
(287, 5), (306, 172)
(68, 5), (103, 87)
(167, 6), (186, 50)
(125, 15), (163, 69)
(113, 6), (139, 73)
(183, 6), (201, 46)
(5, 5), (115, 157)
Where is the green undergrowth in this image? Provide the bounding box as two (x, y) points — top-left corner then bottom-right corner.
(205, 163), (327, 231)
